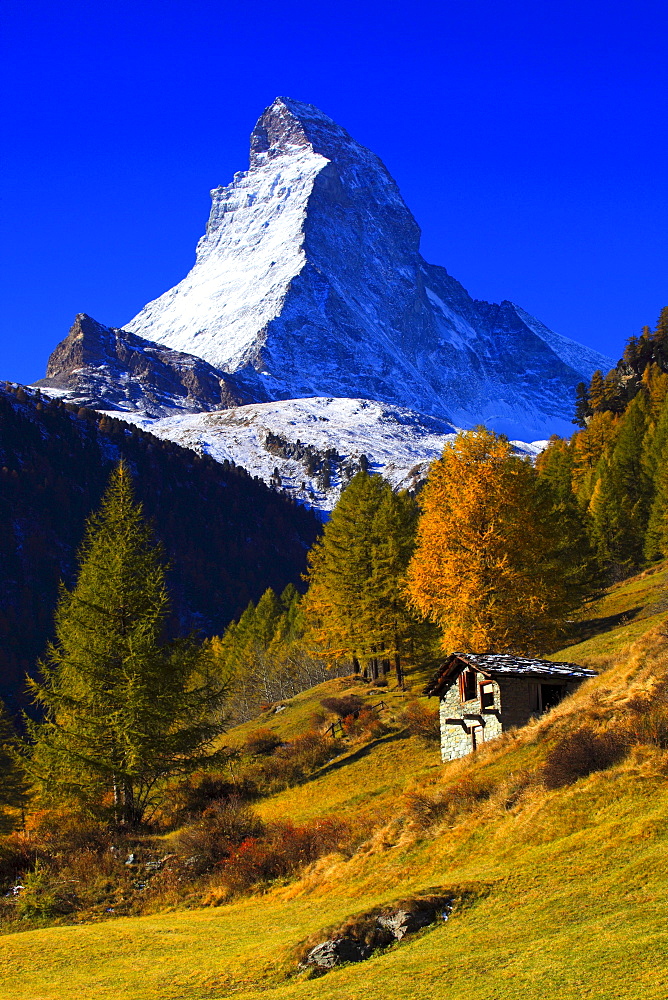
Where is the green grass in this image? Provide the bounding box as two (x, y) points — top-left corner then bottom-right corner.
(548, 559), (668, 663)
(3, 757), (668, 1000)
(256, 730), (438, 824)
(223, 673), (411, 746)
(3, 566), (668, 999)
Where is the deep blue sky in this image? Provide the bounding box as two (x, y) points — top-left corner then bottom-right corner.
(1, 0), (666, 385)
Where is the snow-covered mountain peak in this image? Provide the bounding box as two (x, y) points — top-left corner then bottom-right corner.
(249, 97), (360, 167)
(118, 98), (614, 439)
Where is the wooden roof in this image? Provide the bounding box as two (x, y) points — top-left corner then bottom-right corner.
(424, 652), (597, 698)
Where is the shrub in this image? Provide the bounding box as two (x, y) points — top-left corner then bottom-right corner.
(174, 798), (265, 870)
(243, 728), (283, 757)
(16, 861), (80, 920)
(541, 726), (627, 789)
(0, 834), (36, 892)
(342, 707), (391, 741)
(309, 710), (327, 730)
(404, 775), (491, 829)
(624, 693), (668, 748)
(401, 698), (441, 743)
(216, 816), (352, 896)
(320, 695), (365, 719)
(163, 772), (253, 825)
(249, 732), (342, 793)
(23, 808), (110, 857)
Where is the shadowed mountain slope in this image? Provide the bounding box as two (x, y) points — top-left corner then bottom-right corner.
(0, 384), (319, 709)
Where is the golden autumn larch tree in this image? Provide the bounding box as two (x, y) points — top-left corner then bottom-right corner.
(406, 427), (574, 655)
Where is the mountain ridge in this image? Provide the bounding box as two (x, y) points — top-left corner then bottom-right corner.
(34, 313), (263, 417)
(110, 396), (544, 514)
(123, 96), (613, 440)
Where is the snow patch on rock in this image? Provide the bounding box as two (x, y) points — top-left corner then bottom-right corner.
(104, 396), (545, 514)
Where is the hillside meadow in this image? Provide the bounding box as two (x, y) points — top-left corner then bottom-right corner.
(2, 565), (668, 998)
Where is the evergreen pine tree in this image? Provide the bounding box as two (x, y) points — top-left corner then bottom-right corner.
(587, 464), (621, 571)
(623, 335), (640, 371)
(641, 364), (668, 419)
(644, 445), (668, 561)
(573, 382), (591, 427)
(602, 368), (625, 414)
(650, 307), (668, 370)
(366, 488), (435, 684)
(637, 326), (654, 369)
(304, 472), (429, 677)
(304, 471), (389, 670)
(570, 411), (621, 505)
(24, 461), (228, 827)
(535, 436), (601, 603)
(589, 393), (652, 573)
(0, 700), (27, 834)
(278, 584), (301, 643)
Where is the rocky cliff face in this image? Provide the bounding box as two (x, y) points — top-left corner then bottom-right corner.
(34, 313), (261, 417)
(124, 97), (613, 439)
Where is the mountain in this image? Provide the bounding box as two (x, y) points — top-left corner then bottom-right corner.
(0, 384), (319, 709)
(123, 96), (613, 440)
(115, 396), (544, 514)
(34, 313), (262, 418)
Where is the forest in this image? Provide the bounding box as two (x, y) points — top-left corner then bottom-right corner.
(0, 384), (319, 708)
(1, 307), (668, 933)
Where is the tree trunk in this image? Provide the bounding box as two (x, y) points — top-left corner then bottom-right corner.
(121, 780), (138, 828)
(113, 776), (120, 827)
(394, 652), (403, 688)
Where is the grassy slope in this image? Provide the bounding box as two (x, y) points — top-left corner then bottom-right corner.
(3, 568), (668, 1000)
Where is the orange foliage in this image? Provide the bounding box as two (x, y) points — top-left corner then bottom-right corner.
(406, 428), (571, 654)
(570, 411), (620, 502)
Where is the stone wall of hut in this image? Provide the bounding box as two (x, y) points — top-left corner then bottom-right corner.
(438, 671), (502, 762)
(438, 673), (581, 762)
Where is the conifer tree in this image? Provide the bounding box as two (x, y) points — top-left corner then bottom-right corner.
(650, 307), (668, 369)
(0, 700), (27, 833)
(364, 487), (432, 683)
(602, 368), (625, 414)
(24, 462), (228, 827)
(573, 382), (591, 427)
(641, 363), (668, 419)
(535, 436), (600, 601)
(643, 389), (668, 559)
(587, 464), (620, 571)
(589, 370), (607, 412)
(643, 463), (668, 562)
(209, 585), (337, 718)
(406, 428), (579, 654)
(278, 584), (301, 641)
(304, 472), (429, 677)
(637, 326), (654, 370)
(588, 393), (652, 573)
(623, 335), (640, 370)
(570, 411), (620, 504)
(304, 472), (388, 670)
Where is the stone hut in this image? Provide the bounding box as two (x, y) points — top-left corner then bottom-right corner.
(424, 653), (597, 762)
